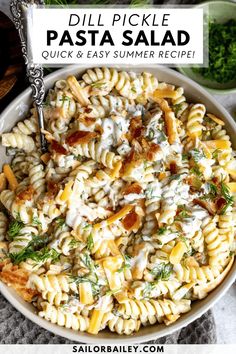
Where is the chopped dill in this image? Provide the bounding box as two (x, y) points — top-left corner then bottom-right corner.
(8, 220), (24, 240)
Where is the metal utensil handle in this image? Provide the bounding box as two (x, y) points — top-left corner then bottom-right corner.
(10, 0), (48, 153)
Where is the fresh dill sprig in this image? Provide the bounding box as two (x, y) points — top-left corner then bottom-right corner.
(117, 254), (132, 273)
(201, 182), (218, 201)
(68, 238), (79, 249)
(220, 182), (234, 214)
(150, 262), (173, 281)
(55, 217), (66, 228)
(190, 165), (202, 177)
(157, 227), (167, 235)
(8, 220), (24, 240)
(80, 252), (96, 272)
(189, 148), (205, 163)
(87, 234), (94, 251)
(71, 275), (101, 296)
(169, 173), (183, 182)
(32, 217), (42, 228)
(9, 247), (59, 265)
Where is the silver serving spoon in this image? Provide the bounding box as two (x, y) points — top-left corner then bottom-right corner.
(10, 0), (47, 153)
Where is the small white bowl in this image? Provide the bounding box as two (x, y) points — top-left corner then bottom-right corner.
(0, 65), (236, 343)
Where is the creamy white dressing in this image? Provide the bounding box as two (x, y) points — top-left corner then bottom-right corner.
(198, 158), (214, 180)
(177, 206), (209, 238)
(100, 115), (129, 147)
(130, 249), (148, 272)
(117, 142), (131, 156)
(145, 180), (162, 200)
(55, 154), (76, 169)
(124, 193), (144, 202)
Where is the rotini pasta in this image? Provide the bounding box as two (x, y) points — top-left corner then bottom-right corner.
(0, 68), (235, 336)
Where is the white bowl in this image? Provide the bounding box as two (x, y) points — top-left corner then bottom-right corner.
(0, 65), (236, 343)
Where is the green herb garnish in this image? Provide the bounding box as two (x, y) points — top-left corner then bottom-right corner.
(173, 103), (183, 116)
(117, 254), (132, 273)
(220, 182), (234, 214)
(68, 238), (79, 249)
(70, 275), (101, 296)
(158, 227), (167, 235)
(32, 217), (42, 228)
(169, 173), (183, 181)
(156, 131), (167, 143)
(189, 148), (205, 163)
(212, 149), (221, 159)
(87, 234), (94, 251)
(151, 262), (173, 281)
(201, 182), (218, 201)
(147, 128), (155, 140)
(190, 166), (202, 177)
(55, 217), (66, 228)
(8, 220), (24, 239)
(193, 20), (236, 84)
(9, 247), (59, 265)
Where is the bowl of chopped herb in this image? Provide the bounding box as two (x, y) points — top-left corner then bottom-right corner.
(178, 0), (236, 94)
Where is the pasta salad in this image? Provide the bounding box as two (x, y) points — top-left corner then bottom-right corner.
(0, 67), (235, 336)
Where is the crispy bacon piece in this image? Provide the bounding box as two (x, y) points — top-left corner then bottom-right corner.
(66, 130), (97, 146)
(47, 180), (59, 197)
(216, 197), (227, 213)
(170, 161), (178, 175)
(129, 116), (143, 140)
(16, 185), (35, 203)
(122, 210), (140, 231)
(79, 116), (96, 127)
(122, 182), (142, 196)
(84, 107), (93, 114)
(193, 198), (216, 215)
(51, 140), (68, 155)
(41, 152), (51, 164)
(145, 143), (161, 162)
(0, 263), (38, 302)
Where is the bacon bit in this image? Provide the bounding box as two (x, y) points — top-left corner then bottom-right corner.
(121, 150), (143, 176)
(145, 143), (161, 161)
(0, 263), (38, 302)
(133, 127), (143, 139)
(41, 153), (51, 164)
(122, 182), (142, 196)
(95, 124), (103, 135)
(51, 140), (68, 155)
(16, 185), (35, 203)
(80, 116), (96, 127)
(129, 116), (143, 140)
(122, 210), (140, 231)
(66, 130), (97, 146)
(216, 197), (227, 213)
(193, 198), (216, 215)
(123, 150), (136, 165)
(170, 161), (178, 175)
(47, 180), (59, 197)
(84, 107), (93, 114)
(212, 176), (219, 185)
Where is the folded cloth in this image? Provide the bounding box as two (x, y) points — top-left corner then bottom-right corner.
(0, 293), (216, 344)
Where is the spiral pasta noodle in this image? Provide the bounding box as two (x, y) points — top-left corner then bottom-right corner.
(0, 68), (235, 336)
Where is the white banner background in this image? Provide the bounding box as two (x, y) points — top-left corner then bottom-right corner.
(29, 7), (204, 65)
(1, 345), (236, 354)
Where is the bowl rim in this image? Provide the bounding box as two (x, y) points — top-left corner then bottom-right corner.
(0, 64), (236, 344)
(177, 0), (236, 95)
